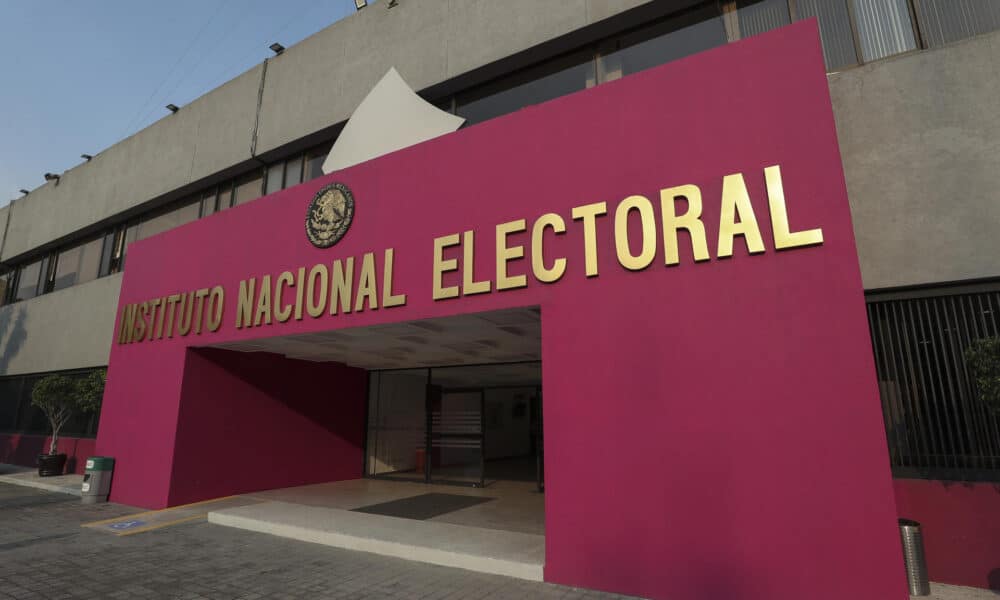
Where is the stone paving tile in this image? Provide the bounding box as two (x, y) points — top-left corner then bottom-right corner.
(0, 483), (629, 600)
(0, 483), (993, 599)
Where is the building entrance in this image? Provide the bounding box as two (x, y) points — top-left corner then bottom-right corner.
(366, 362), (542, 490)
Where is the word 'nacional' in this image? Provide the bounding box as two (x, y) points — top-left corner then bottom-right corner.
(116, 165), (821, 345)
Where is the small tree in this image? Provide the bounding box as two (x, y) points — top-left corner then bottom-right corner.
(30, 369), (106, 455)
(964, 337), (1000, 415)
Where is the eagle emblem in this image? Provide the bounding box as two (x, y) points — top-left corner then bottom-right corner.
(306, 183), (355, 248)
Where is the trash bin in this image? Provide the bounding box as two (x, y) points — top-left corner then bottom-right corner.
(899, 518), (930, 596)
(81, 456), (115, 505)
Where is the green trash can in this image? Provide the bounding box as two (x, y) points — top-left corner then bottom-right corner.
(81, 456), (115, 504)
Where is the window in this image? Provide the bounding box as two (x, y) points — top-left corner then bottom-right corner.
(795, 0), (860, 70)
(200, 188), (219, 218)
(0, 268), (12, 306)
(304, 144), (332, 182)
(52, 236), (103, 292)
(868, 287), (1000, 481)
(13, 259), (44, 302)
(284, 156), (303, 188)
(851, 0), (918, 62)
(232, 170), (264, 207)
(98, 231), (117, 278)
(599, 4), (727, 81)
(217, 181), (234, 211)
(914, 0), (1000, 47)
(734, 0), (791, 39)
(0, 369), (103, 437)
(136, 200), (200, 241)
(265, 163), (284, 195)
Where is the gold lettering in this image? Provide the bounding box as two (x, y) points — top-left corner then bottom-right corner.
(206, 286), (224, 332)
(496, 220), (528, 290)
(192, 288), (210, 334)
(176, 292), (194, 336)
(254, 276), (272, 327)
(164, 294), (180, 337)
(355, 252), (378, 312)
(382, 248), (406, 308)
(462, 231), (491, 295)
(531, 213), (566, 283)
(146, 298), (161, 341)
(765, 165), (823, 250)
(236, 279), (256, 329)
(330, 258), (354, 315)
(432, 234), (460, 300)
(718, 173), (765, 258)
(294, 267), (306, 320)
(571, 202), (607, 277)
(274, 271), (294, 323)
(306, 264), (329, 318)
(614, 195), (657, 271)
(118, 304), (136, 344)
(660, 184), (710, 266)
(134, 302), (149, 342)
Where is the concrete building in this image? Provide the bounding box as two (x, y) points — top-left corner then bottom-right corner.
(2, 1), (999, 596)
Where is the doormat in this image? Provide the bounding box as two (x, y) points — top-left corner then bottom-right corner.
(351, 493), (494, 520)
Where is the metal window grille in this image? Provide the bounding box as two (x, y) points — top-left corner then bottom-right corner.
(867, 287), (1000, 481)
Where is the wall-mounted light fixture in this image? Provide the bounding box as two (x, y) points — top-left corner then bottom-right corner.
(355, 0), (367, 9)
(269, 42), (285, 55)
(19, 189), (29, 195)
(166, 104), (179, 113)
(43, 173), (60, 182)
(81, 154), (93, 161)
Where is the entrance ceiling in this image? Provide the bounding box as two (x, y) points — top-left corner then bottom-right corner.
(204, 307), (541, 370)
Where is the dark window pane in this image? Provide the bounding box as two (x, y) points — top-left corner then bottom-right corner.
(600, 5), (727, 80)
(14, 260), (43, 301)
(796, 0), (860, 70)
(119, 224), (139, 271)
(0, 378), (22, 431)
(52, 237), (103, 292)
(851, 0), (917, 62)
(304, 144), (331, 182)
(915, 0), (1000, 47)
(200, 188), (218, 217)
(265, 163), (283, 195)
(284, 156), (303, 188)
(137, 200), (200, 241)
(98, 232), (116, 277)
(217, 182), (234, 211)
(0, 268), (13, 305)
(737, 0), (791, 38)
(233, 170), (264, 206)
(456, 50), (596, 125)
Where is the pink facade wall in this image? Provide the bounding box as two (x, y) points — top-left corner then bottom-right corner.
(0, 434), (96, 474)
(894, 479), (1000, 591)
(98, 22), (907, 599)
(167, 349), (366, 506)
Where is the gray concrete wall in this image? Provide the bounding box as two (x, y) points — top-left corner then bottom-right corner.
(2, 66), (264, 261)
(3, 0), (654, 263)
(831, 31), (1000, 290)
(0, 274), (121, 376)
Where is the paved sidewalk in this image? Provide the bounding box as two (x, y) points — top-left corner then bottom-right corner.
(0, 463), (83, 496)
(0, 481), (993, 599)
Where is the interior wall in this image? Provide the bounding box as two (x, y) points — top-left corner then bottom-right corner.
(167, 348), (366, 506)
(485, 387), (534, 460)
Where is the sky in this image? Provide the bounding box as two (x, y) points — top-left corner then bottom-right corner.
(0, 0), (360, 207)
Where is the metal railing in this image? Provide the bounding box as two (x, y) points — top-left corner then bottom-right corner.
(867, 286), (1000, 481)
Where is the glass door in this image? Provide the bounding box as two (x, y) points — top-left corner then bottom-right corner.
(429, 389), (485, 487)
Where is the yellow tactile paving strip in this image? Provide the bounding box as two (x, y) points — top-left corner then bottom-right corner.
(83, 495), (261, 536)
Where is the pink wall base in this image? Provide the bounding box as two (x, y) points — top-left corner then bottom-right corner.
(0, 433), (96, 474)
(894, 479), (1000, 591)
